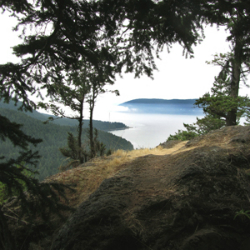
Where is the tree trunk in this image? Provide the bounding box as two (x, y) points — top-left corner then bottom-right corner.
(226, 110), (237, 126)
(89, 99), (95, 158)
(226, 35), (242, 126)
(78, 97), (84, 164)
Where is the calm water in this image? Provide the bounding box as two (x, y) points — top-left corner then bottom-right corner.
(93, 101), (247, 149)
(92, 101), (204, 149)
(106, 112), (203, 149)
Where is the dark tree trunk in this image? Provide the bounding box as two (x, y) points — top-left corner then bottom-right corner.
(89, 99), (95, 158)
(226, 35), (242, 126)
(89, 83), (99, 159)
(226, 110), (237, 126)
(78, 97), (84, 164)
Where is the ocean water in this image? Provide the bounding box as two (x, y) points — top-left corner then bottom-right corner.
(92, 102), (205, 149)
(108, 113), (203, 149)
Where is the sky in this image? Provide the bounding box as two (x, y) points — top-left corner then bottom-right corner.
(0, 12), (249, 120)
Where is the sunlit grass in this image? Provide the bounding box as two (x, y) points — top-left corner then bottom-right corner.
(46, 141), (187, 207)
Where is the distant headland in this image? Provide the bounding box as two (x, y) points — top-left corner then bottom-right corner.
(118, 98), (202, 115)
(120, 98), (198, 105)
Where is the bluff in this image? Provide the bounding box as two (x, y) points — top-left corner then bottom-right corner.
(4, 126), (250, 249)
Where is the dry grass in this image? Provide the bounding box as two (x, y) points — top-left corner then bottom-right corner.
(46, 141), (188, 208)
(112, 141), (188, 158)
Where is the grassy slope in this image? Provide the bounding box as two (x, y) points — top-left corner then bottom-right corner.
(45, 142), (187, 208)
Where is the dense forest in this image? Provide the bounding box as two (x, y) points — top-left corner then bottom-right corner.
(0, 107), (133, 180)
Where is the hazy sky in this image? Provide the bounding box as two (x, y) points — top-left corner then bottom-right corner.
(0, 12), (249, 119)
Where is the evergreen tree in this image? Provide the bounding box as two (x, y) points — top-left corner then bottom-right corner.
(0, 103), (72, 249)
(59, 132), (88, 170)
(43, 60), (92, 165)
(167, 59), (250, 142)
(0, 0), (209, 110)
(86, 66), (119, 159)
(195, 53), (250, 127)
(43, 58), (115, 165)
(2, 0), (250, 247)
(200, 52), (250, 126)
(202, 2), (250, 125)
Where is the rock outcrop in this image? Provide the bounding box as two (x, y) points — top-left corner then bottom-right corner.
(50, 126), (250, 250)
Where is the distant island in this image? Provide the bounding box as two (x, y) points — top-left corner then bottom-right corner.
(120, 98), (197, 105)
(119, 98), (203, 115)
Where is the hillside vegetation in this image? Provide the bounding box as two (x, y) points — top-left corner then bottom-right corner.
(4, 126), (250, 250)
(0, 107), (133, 180)
(1, 1), (250, 249)
(0, 100), (128, 131)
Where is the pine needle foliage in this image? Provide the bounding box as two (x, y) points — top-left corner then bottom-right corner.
(0, 100), (74, 249)
(59, 129), (108, 171)
(1, 0), (250, 248)
(59, 132), (89, 170)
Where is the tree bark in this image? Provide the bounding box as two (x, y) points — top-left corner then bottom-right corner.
(89, 98), (95, 159)
(226, 35), (242, 126)
(78, 97), (84, 164)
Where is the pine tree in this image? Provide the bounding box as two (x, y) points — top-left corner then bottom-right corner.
(167, 63), (250, 142)
(195, 53), (250, 127)
(43, 58), (114, 165)
(167, 59), (250, 142)
(202, 2), (250, 125)
(59, 132), (89, 170)
(44, 60), (92, 165)
(2, 0), (250, 248)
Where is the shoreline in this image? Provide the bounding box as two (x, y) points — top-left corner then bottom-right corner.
(106, 126), (131, 132)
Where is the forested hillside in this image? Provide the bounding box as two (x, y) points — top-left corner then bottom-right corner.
(0, 108), (133, 180)
(0, 100), (128, 131)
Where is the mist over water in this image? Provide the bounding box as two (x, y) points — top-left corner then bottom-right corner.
(108, 113), (203, 149)
(119, 103), (203, 115)
(94, 102), (204, 149)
